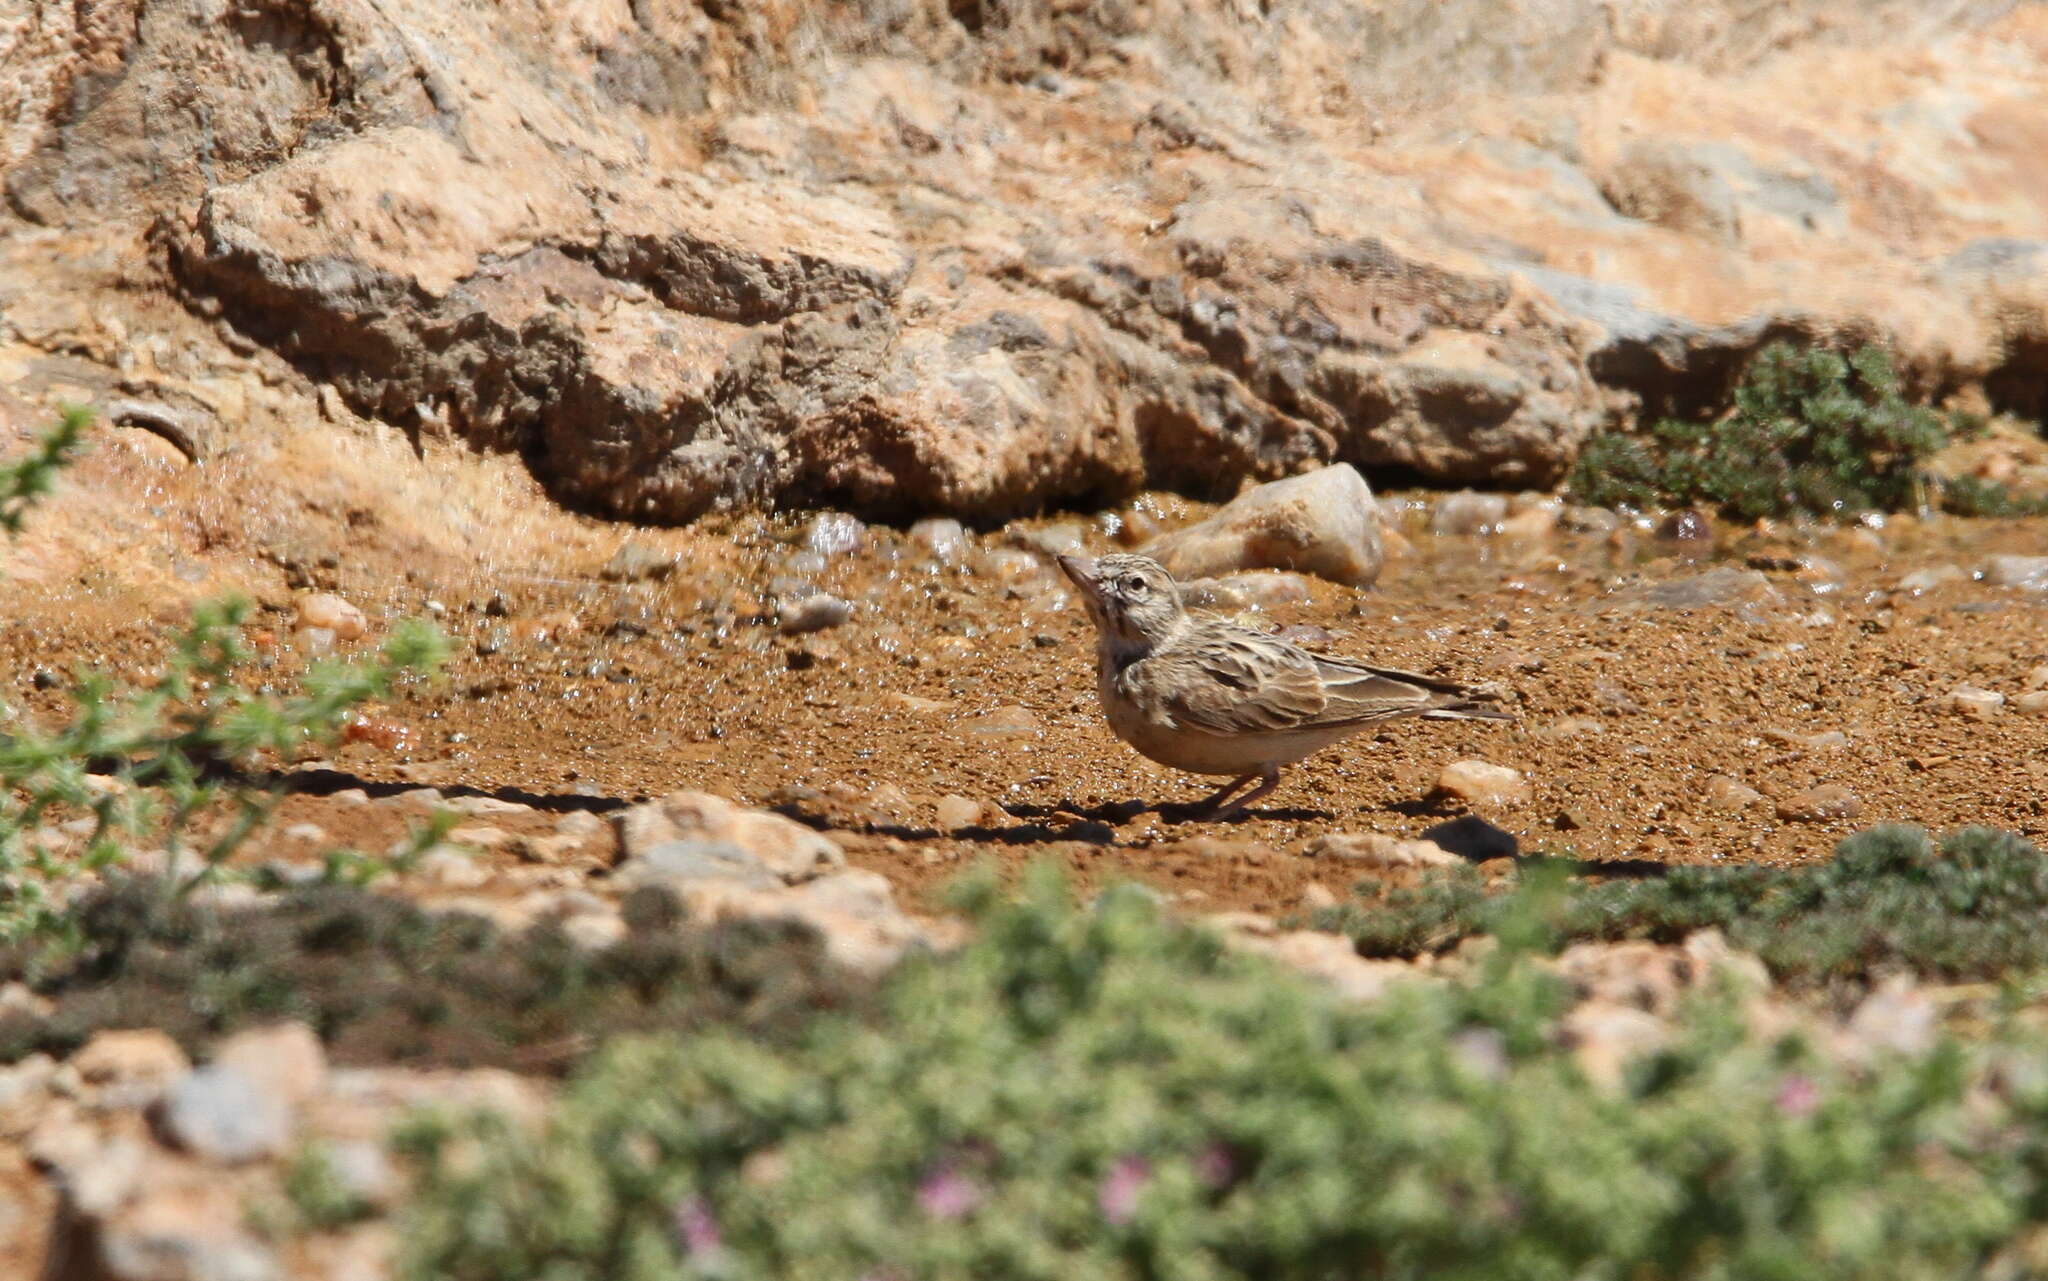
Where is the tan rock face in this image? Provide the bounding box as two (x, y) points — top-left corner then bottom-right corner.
(9, 0), (2048, 520)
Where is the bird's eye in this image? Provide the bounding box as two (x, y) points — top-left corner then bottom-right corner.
(1123, 576), (1147, 595)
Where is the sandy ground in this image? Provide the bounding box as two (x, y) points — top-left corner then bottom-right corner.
(3, 402), (2045, 918)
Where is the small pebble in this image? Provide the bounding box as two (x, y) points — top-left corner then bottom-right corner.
(1655, 509), (1714, 542)
(934, 794), (984, 833)
(296, 593), (367, 640)
(1702, 776), (1763, 810)
(2014, 691), (2048, 716)
(1946, 686), (2005, 719)
(1433, 760), (1530, 807)
(1430, 491), (1508, 537)
(779, 593), (855, 635)
(909, 517), (970, 564)
(1897, 565), (1964, 593)
(1775, 784), (1862, 823)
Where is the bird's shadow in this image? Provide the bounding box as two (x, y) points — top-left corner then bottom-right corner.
(1002, 799), (1334, 827)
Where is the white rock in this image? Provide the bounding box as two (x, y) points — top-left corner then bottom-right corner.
(1946, 685), (2005, 718)
(1141, 464), (1383, 587)
(1304, 831), (1461, 868)
(295, 593), (367, 640)
(1433, 760), (1530, 806)
(615, 791), (845, 883)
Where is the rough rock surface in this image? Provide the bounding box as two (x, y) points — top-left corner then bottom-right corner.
(9, 1), (2048, 520)
(1141, 464), (1384, 587)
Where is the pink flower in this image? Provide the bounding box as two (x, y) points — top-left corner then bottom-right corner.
(916, 1167), (984, 1220)
(1776, 1074), (1821, 1118)
(672, 1196), (722, 1256)
(1099, 1156), (1151, 1225)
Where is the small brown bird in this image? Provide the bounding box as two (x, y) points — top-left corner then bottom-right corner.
(1057, 552), (1510, 818)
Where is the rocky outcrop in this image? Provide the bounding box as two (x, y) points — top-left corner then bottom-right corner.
(6, 0), (2048, 522)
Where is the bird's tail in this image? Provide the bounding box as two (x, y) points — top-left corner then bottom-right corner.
(1419, 696), (1515, 722)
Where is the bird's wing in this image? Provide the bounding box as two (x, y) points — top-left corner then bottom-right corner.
(1129, 629), (1332, 734)
(1127, 622), (1510, 734)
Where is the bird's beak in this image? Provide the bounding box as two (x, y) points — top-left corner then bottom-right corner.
(1056, 553), (1099, 593)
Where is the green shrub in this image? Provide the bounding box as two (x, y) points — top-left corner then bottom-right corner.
(0, 879), (872, 1070)
(1311, 826), (2048, 986)
(0, 410), (446, 941)
(1571, 343), (1950, 519)
(394, 865), (2045, 1281)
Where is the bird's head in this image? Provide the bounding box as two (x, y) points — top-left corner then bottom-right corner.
(1056, 552), (1184, 650)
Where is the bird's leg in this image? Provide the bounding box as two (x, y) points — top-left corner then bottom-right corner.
(1183, 772), (1258, 818)
(1209, 765), (1282, 821)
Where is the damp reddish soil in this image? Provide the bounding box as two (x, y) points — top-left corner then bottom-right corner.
(5, 442), (2046, 918)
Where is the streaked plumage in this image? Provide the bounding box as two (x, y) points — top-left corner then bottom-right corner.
(1058, 552), (1510, 818)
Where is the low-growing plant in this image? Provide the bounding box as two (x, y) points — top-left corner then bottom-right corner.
(1571, 343), (1952, 519)
(0, 410), (447, 941)
(0, 403), (89, 535)
(393, 864), (2040, 1281)
(1311, 825), (2048, 987)
(0, 879), (872, 1070)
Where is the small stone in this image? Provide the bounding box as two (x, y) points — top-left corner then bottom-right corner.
(615, 791), (845, 882)
(600, 539), (678, 582)
(1775, 784), (1862, 823)
(1946, 685), (2005, 718)
(1219, 570), (1313, 607)
(414, 845), (488, 888)
(70, 1030), (190, 1106)
(805, 512), (867, 557)
(1897, 565), (1964, 593)
(616, 840), (779, 891)
(1299, 882), (1338, 911)
(1143, 464), (1384, 587)
(964, 705), (1040, 735)
(1433, 760), (1530, 806)
(1560, 1000), (1669, 1089)
(886, 693), (955, 714)
(934, 794), (984, 833)
(555, 809), (609, 840)
(295, 593), (367, 640)
(1498, 502), (1559, 540)
(1620, 568), (1775, 610)
(2015, 691), (2048, 716)
(1985, 555), (2048, 589)
(1010, 522), (1087, 557)
(1703, 776), (1764, 810)
(159, 1064), (292, 1163)
(322, 1139), (400, 1209)
(909, 517), (971, 563)
(449, 824), (516, 852)
(1655, 509), (1714, 542)
(1560, 505), (1620, 533)
(791, 868), (900, 919)
(518, 833), (585, 864)
(1843, 975), (1937, 1059)
(1304, 831), (1460, 868)
(281, 823), (327, 843)
(442, 795), (535, 817)
(779, 593), (855, 635)
(1430, 490), (1508, 536)
(212, 1023), (325, 1108)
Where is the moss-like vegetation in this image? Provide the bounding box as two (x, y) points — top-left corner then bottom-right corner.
(1312, 825), (2048, 986)
(395, 865), (2048, 1281)
(0, 879), (873, 1072)
(1571, 343), (1966, 519)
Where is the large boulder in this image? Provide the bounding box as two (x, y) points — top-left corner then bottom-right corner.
(7, 0), (2048, 520)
